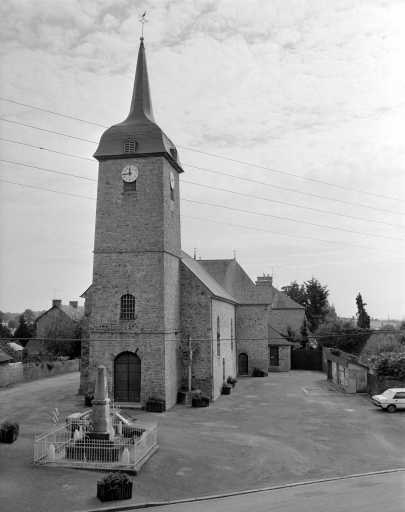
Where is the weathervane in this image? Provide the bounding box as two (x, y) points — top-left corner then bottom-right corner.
(139, 12), (148, 39)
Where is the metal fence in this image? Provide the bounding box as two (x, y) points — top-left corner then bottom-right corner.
(34, 421), (158, 470)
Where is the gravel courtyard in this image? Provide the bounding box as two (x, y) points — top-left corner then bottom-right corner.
(0, 370), (404, 512)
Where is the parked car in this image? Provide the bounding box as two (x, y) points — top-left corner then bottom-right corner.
(371, 388), (405, 413)
(66, 409), (146, 437)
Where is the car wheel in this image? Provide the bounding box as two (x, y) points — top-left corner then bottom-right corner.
(386, 404), (396, 413)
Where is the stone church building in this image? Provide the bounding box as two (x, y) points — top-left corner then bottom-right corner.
(79, 37), (305, 410)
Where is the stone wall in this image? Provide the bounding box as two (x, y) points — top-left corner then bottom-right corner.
(269, 308), (305, 337)
(212, 299), (236, 401)
(179, 263), (213, 398)
(268, 345), (290, 372)
(367, 373), (405, 395)
(236, 305), (268, 376)
(0, 359), (79, 388)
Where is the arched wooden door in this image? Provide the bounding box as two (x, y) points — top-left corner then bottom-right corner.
(114, 352), (141, 402)
(238, 353), (248, 375)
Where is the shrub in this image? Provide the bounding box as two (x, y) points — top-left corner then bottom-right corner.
(227, 376), (237, 386)
(191, 390), (209, 399)
(146, 396), (165, 405)
(0, 420), (19, 435)
(222, 382), (232, 389)
(369, 352), (405, 379)
(98, 472), (131, 492)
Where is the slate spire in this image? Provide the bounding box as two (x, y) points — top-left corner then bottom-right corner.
(93, 37), (183, 172)
(125, 37), (155, 124)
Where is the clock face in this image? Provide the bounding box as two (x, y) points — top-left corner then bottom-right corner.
(122, 165), (138, 183)
(170, 172), (175, 190)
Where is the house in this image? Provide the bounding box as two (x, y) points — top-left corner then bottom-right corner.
(0, 348), (13, 366)
(36, 300), (84, 339)
(78, 35), (305, 409)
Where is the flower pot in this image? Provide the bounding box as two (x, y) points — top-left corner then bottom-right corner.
(0, 430), (18, 444)
(84, 396), (93, 407)
(192, 397), (209, 407)
(97, 482), (133, 502)
(221, 387), (232, 395)
(145, 402), (165, 413)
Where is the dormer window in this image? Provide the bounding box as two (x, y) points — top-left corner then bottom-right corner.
(170, 147), (177, 161)
(123, 139), (136, 154)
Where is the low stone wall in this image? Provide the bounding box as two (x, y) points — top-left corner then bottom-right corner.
(0, 359), (79, 388)
(367, 373), (405, 395)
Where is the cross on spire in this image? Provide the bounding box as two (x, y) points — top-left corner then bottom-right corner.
(139, 12), (148, 39)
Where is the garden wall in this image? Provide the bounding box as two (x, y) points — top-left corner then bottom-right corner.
(367, 373), (405, 395)
(0, 359), (79, 388)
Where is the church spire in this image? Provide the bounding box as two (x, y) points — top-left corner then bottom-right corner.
(93, 33), (183, 173)
(125, 37), (155, 125)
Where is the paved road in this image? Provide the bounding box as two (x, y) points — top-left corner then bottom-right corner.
(132, 472), (405, 512)
(1, 371), (404, 512)
(133, 472), (405, 512)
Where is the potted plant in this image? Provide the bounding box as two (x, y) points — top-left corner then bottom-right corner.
(191, 390), (210, 408)
(221, 382), (232, 395)
(97, 472), (133, 502)
(85, 391), (94, 407)
(227, 376), (237, 388)
(145, 396), (165, 413)
(0, 420), (19, 444)
(252, 367), (266, 377)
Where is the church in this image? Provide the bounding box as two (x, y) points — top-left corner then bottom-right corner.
(79, 36), (305, 410)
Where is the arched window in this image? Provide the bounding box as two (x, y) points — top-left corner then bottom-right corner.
(217, 316), (220, 356)
(123, 139), (136, 153)
(231, 319), (234, 350)
(120, 294), (135, 319)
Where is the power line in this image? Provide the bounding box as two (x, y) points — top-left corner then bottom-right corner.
(2, 176), (404, 243)
(8, 164), (400, 252)
(181, 199), (405, 241)
(0, 158), (405, 229)
(182, 215), (405, 255)
(1, 138), (404, 217)
(182, 180), (405, 217)
(1, 98), (403, 203)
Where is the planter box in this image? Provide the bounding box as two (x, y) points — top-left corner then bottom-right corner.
(145, 402), (165, 413)
(0, 430), (18, 444)
(252, 370), (266, 377)
(84, 397), (93, 407)
(97, 482), (132, 502)
(221, 387), (232, 395)
(192, 397), (209, 407)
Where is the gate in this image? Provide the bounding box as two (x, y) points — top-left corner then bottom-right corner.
(291, 349), (322, 371)
(114, 352), (141, 402)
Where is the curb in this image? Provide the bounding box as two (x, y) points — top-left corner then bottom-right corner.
(75, 468), (405, 512)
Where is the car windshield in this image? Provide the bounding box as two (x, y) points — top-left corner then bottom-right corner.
(381, 390), (394, 398)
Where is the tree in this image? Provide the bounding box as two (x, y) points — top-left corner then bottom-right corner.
(8, 319), (18, 330)
(282, 278), (330, 332)
(315, 318), (372, 355)
(41, 317), (83, 359)
(23, 309), (36, 324)
(0, 324), (12, 339)
(281, 281), (306, 307)
(356, 293), (370, 329)
(13, 314), (35, 345)
(305, 278), (330, 331)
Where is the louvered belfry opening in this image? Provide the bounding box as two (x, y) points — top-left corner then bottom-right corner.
(123, 139), (136, 153)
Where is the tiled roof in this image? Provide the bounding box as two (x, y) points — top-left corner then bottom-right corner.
(181, 252), (238, 303)
(0, 348), (13, 363)
(36, 304), (84, 323)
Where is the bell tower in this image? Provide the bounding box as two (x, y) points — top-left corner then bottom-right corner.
(86, 36), (183, 410)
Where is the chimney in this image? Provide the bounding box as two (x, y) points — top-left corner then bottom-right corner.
(69, 301), (78, 309)
(52, 299), (62, 307)
(255, 275), (273, 286)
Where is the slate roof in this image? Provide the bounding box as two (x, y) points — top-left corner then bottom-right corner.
(35, 304), (84, 323)
(181, 252), (238, 304)
(198, 259), (304, 309)
(0, 348), (13, 364)
(268, 325), (290, 346)
(93, 39), (183, 173)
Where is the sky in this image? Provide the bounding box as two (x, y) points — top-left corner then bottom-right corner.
(0, 0), (404, 320)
